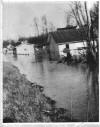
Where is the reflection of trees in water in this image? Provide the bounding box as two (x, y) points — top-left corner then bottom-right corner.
(70, 62), (98, 121)
(86, 61), (99, 121)
(13, 54), (18, 61)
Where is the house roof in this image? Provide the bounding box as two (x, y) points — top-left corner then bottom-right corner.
(57, 25), (77, 31)
(17, 26), (89, 46)
(49, 27), (88, 44)
(16, 42), (33, 48)
(27, 34), (48, 46)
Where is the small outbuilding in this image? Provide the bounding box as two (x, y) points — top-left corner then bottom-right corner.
(16, 40), (34, 55)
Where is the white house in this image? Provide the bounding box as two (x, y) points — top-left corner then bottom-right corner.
(47, 28), (87, 60)
(16, 41), (34, 55)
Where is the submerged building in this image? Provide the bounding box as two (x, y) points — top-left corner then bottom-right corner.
(16, 40), (34, 55)
(21, 26), (88, 61)
(47, 27), (87, 60)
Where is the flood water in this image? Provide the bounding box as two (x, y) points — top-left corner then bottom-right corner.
(3, 54), (99, 122)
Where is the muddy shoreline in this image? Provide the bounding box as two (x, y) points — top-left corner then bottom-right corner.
(3, 62), (77, 122)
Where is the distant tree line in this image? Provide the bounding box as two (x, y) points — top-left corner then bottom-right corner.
(3, 40), (21, 48)
(3, 40), (9, 48)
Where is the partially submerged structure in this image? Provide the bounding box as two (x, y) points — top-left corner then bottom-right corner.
(16, 40), (34, 55)
(47, 27), (87, 60)
(17, 26), (88, 61)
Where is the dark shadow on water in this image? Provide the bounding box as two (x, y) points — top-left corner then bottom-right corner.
(13, 54), (18, 61)
(86, 61), (99, 122)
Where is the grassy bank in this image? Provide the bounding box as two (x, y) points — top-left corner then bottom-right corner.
(3, 62), (76, 122)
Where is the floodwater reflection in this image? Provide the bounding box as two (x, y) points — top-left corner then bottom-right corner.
(3, 54), (99, 122)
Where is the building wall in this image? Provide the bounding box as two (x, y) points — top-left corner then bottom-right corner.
(69, 42), (87, 55)
(49, 36), (60, 60)
(16, 43), (34, 55)
(58, 42), (87, 56)
(58, 44), (66, 56)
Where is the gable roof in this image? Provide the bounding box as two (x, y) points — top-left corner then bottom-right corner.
(17, 27), (89, 46)
(27, 34), (48, 46)
(49, 27), (88, 44)
(57, 25), (77, 30)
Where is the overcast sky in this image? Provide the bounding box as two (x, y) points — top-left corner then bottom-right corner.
(3, 2), (69, 40)
(3, 1), (95, 40)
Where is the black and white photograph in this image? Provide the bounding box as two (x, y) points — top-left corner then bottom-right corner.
(3, 0), (99, 123)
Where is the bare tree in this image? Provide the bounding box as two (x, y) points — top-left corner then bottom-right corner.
(69, 2), (87, 26)
(90, 2), (99, 55)
(48, 22), (56, 32)
(33, 17), (39, 36)
(41, 15), (48, 34)
(65, 13), (74, 26)
(67, 2), (99, 121)
(67, 1), (98, 61)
